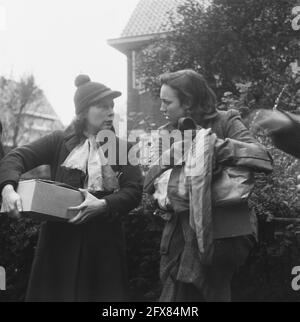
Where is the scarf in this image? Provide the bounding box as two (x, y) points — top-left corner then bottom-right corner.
(146, 127), (216, 264)
(184, 128), (216, 263)
(61, 135), (119, 193)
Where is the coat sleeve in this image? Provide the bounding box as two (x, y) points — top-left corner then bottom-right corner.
(0, 131), (62, 192)
(269, 111), (300, 159)
(103, 164), (143, 214)
(214, 110), (273, 173)
(223, 110), (259, 143)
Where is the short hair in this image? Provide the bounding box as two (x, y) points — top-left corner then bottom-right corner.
(159, 69), (217, 121)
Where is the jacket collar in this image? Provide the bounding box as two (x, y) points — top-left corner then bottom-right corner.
(65, 134), (80, 152)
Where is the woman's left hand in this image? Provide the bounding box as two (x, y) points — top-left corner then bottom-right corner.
(67, 189), (108, 225)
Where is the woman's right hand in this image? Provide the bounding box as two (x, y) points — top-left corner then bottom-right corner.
(1, 184), (23, 219)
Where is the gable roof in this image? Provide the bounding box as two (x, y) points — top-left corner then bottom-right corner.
(122, 0), (183, 38)
(0, 77), (62, 124)
(108, 0), (183, 54)
(24, 93), (63, 123)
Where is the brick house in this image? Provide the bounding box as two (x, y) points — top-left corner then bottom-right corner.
(108, 0), (183, 130)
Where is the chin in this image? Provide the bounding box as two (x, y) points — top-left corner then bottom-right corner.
(169, 119), (178, 127)
(101, 125), (113, 131)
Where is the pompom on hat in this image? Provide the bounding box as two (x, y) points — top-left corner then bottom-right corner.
(74, 74), (121, 115)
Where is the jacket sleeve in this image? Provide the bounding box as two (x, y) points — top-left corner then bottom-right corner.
(222, 110), (259, 143)
(214, 110), (273, 173)
(103, 164), (143, 214)
(0, 131), (62, 192)
(269, 111), (300, 159)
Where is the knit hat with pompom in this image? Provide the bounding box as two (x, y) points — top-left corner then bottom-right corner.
(74, 75), (121, 115)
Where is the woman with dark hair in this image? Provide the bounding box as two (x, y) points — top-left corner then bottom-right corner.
(159, 69), (218, 125)
(0, 75), (143, 301)
(145, 69), (272, 302)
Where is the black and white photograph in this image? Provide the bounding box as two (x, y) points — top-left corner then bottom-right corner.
(0, 0), (300, 306)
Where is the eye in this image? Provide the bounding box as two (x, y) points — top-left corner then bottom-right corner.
(97, 103), (108, 109)
(161, 99), (171, 105)
(98, 101), (114, 109)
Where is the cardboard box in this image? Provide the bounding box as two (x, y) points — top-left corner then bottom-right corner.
(1, 180), (84, 222)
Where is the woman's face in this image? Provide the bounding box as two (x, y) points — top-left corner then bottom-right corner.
(160, 84), (186, 126)
(86, 98), (115, 133)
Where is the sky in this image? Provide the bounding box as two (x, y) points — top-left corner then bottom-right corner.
(0, 0), (140, 125)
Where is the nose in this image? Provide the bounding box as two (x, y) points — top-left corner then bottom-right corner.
(108, 114), (114, 122)
(107, 107), (114, 119)
(160, 103), (166, 113)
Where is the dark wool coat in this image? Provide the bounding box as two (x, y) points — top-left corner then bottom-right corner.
(0, 129), (143, 302)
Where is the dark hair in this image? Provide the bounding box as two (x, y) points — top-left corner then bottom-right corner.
(73, 113), (87, 139)
(64, 112), (87, 144)
(65, 101), (115, 143)
(159, 69), (217, 122)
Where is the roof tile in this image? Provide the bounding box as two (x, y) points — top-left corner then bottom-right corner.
(121, 0), (183, 38)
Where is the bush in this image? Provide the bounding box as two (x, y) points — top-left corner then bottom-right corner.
(0, 216), (38, 301)
(123, 209), (163, 301)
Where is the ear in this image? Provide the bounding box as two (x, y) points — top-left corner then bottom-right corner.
(80, 109), (89, 119)
(182, 103), (192, 116)
(182, 97), (192, 110)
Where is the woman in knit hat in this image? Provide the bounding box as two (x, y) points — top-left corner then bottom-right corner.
(0, 75), (143, 301)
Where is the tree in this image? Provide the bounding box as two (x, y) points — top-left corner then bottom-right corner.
(0, 75), (43, 148)
(133, 0), (300, 301)
(0, 75), (65, 301)
(136, 0), (300, 111)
